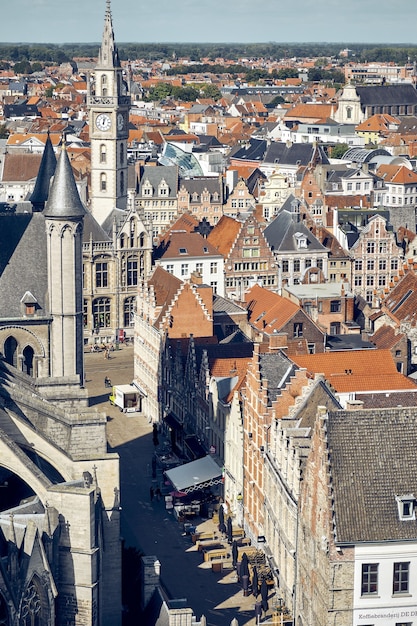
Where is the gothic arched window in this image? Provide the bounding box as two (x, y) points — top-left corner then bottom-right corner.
(20, 577), (47, 626)
(4, 336), (18, 368)
(100, 173), (107, 192)
(100, 144), (106, 163)
(22, 345), (34, 376)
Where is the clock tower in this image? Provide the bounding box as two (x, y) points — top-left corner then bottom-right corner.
(88, 0), (129, 225)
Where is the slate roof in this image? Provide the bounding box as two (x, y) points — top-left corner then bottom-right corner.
(213, 293), (247, 316)
(228, 138), (268, 162)
(43, 147), (85, 219)
(138, 165), (179, 197)
(178, 176), (223, 197)
(0, 212), (48, 318)
(263, 210), (327, 254)
(327, 407), (417, 542)
(263, 142), (330, 167)
(258, 351), (296, 406)
(356, 84), (417, 106)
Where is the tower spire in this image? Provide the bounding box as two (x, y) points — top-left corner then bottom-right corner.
(98, 0), (120, 69)
(29, 130), (57, 212)
(44, 142), (85, 219)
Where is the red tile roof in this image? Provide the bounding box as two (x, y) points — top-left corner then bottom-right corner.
(207, 215), (241, 256)
(245, 284), (300, 332)
(292, 349), (416, 393)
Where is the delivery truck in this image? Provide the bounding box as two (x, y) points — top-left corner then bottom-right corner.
(109, 384), (141, 413)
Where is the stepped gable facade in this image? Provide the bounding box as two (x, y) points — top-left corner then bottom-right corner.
(297, 406), (417, 626)
(244, 284), (326, 355)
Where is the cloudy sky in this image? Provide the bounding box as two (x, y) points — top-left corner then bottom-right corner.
(3, 0), (417, 44)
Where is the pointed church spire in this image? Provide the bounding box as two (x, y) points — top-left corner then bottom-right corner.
(97, 0), (120, 69)
(29, 131), (57, 212)
(43, 142), (85, 219)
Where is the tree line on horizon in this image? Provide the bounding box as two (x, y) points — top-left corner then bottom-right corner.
(1, 42), (417, 66)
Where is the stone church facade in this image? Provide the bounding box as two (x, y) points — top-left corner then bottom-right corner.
(0, 4), (123, 624)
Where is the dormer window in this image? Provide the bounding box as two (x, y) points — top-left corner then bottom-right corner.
(21, 291), (38, 316)
(294, 232), (307, 249)
(396, 495), (415, 520)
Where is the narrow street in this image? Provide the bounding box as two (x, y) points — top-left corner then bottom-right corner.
(83, 344), (273, 625)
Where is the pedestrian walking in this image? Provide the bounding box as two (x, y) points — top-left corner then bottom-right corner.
(150, 486), (154, 502)
(155, 487), (162, 501)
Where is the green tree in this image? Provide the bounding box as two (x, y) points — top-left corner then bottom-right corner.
(144, 82), (173, 102)
(172, 85), (199, 102)
(13, 60), (33, 74)
(330, 143), (349, 159)
(200, 83), (222, 100)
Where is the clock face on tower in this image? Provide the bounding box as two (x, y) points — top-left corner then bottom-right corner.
(117, 113), (125, 131)
(96, 113), (112, 131)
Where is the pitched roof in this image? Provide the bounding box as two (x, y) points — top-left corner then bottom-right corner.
(292, 349), (416, 393)
(327, 407), (417, 542)
(158, 232), (222, 261)
(369, 324), (405, 350)
(263, 210), (327, 253)
(283, 103), (334, 121)
(355, 84), (417, 106)
(382, 270), (417, 326)
(245, 284), (300, 332)
(207, 215), (241, 257)
(376, 163), (417, 185)
(2, 152), (42, 182)
(263, 142), (330, 167)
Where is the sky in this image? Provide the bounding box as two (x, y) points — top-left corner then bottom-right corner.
(2, 0), (417, 45)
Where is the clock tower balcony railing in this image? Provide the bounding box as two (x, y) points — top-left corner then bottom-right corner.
(88, 95), (131, 107)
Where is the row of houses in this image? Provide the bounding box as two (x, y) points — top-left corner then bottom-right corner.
(133, 258), (417, 625)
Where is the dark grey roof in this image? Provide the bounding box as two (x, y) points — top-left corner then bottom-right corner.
(138, 165), (178, 198)
(263, 142), (330, 167)
(0, 212), (48, 318)
(325, 334), (375, 351)
(197, 135), (224, 148)
(219, 329), (252, 344)
(263, 210), (327, 254)
(82, 210), (111, 243)
(179, 176), (223, 196)
(213, 294), (247, 315)
(228, 138), (268, 162)
(29, 133), (57, 211)
(43, 147), (85, 219)
(3, 104), (38, 119)
(356, 84), (417, 106)
(396, 116), (417, 134)
(327, 407), (417, 543)
(100, 207), (128, 237)
(259, 351), (296, 406)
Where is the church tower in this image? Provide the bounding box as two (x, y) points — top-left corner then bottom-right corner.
(44, 145), (86, 383)
(88, 0), (129, 225)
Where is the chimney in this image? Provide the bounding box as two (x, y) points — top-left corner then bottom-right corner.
(190, 270), (203, 285)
